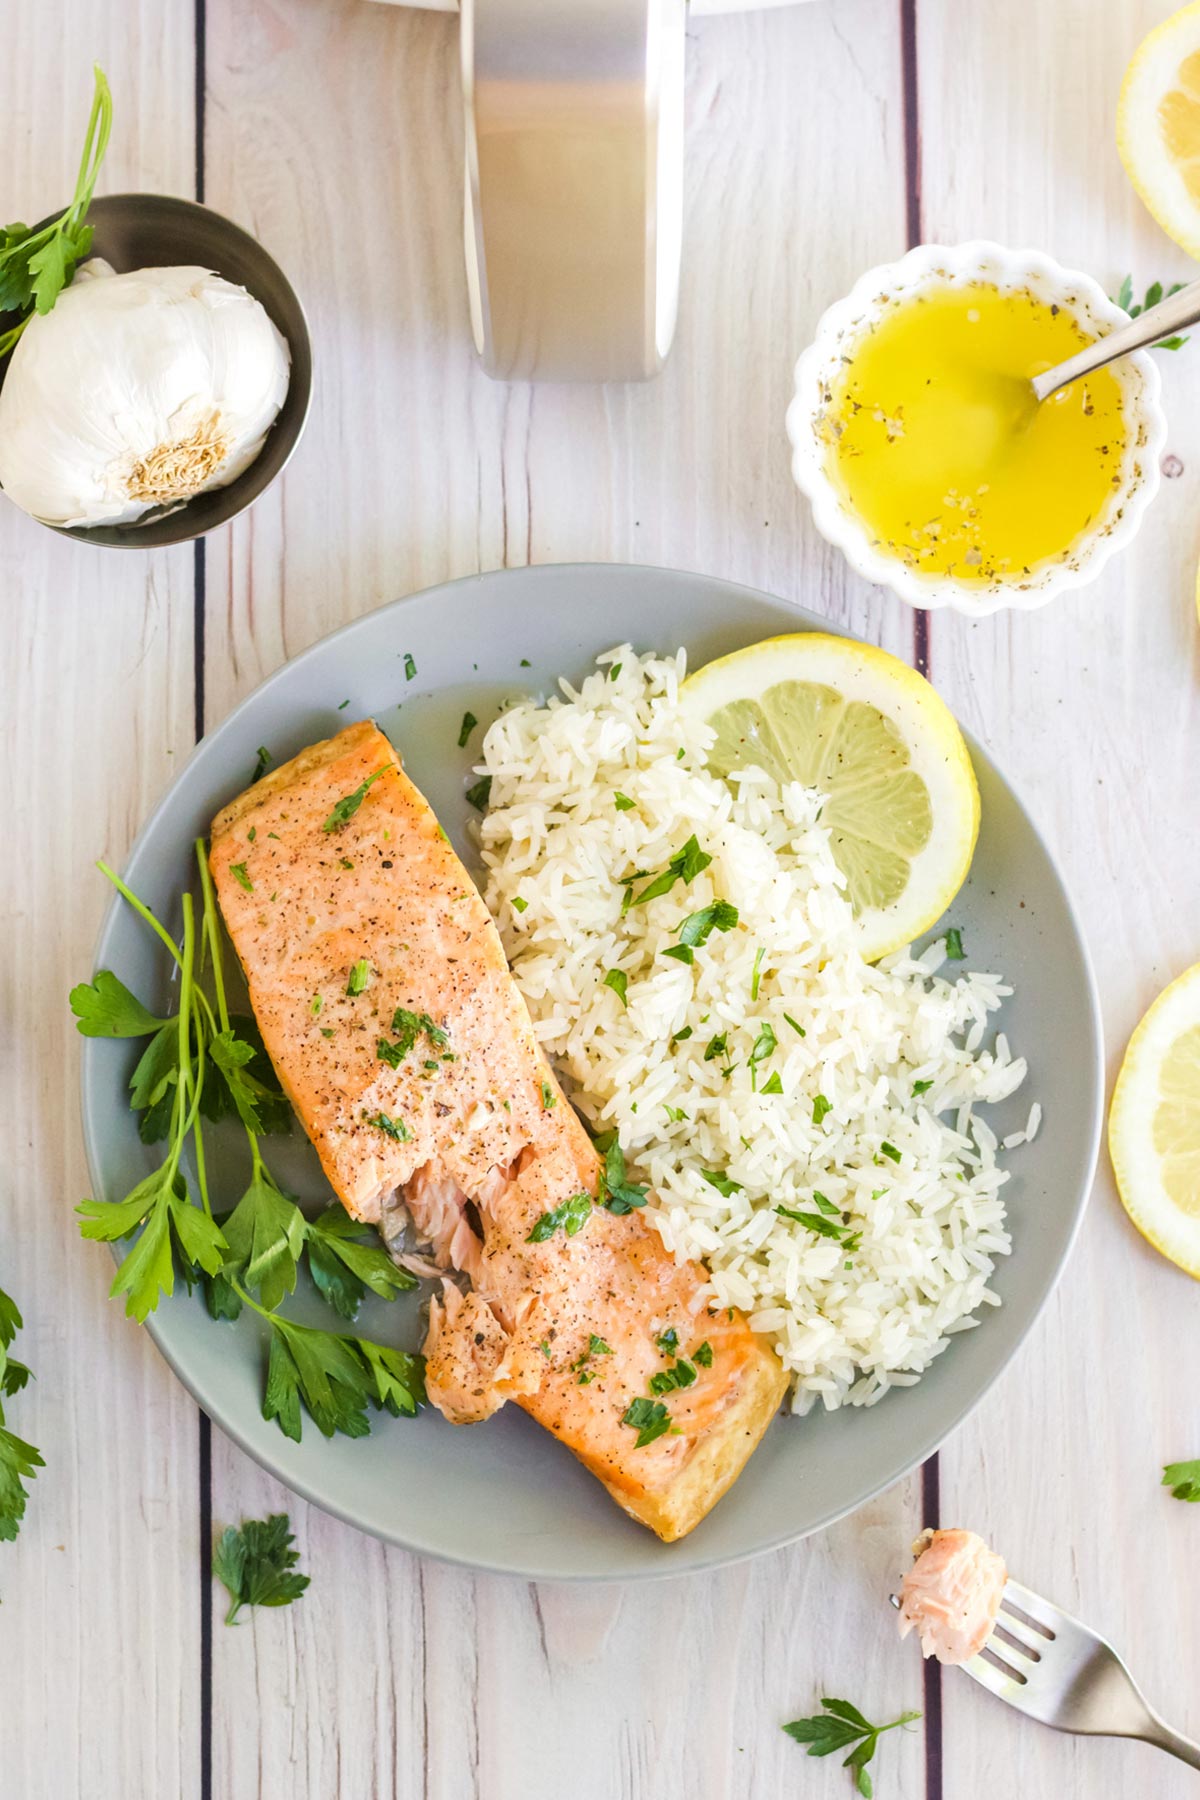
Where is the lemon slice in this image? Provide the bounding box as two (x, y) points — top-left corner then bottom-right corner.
(1118, 1), (1200, 258)
(681, 633), (980, 961)
(1109, 962), (1200, 1279)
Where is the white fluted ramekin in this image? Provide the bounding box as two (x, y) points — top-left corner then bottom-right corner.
(785, 241), (1168, 616)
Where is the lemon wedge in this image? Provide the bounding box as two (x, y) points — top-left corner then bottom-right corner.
(1118, 1), (1200, 257)
(1110, 962), (1200, 1279)
(681, 633), (980, 961)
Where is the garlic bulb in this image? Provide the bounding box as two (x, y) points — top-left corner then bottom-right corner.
(0, 261), (290, 528)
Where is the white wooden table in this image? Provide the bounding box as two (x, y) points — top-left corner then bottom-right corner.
(3, 2), (1199, 1795)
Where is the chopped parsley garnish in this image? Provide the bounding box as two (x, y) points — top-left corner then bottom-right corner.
(571, 1333), (613, 1384)
(655, 1327), (679, 1356)
(322, 765), (392, 833)
(251, 745), (273, 783)
(337, 699), (350, 711)
(694, 1340), (713, 1367)
(812, 1093), (832, 1126)
(812, 1192), (839, 1216)
(944, 927), (964, 960)
(650, 1358), (697, 1395)
(526, 1191), (592, 1242)
(229, 862), (253, 892)
(621, 1397), (671, 1448)
(366, 1111), (409, 1141)
(630, 835), (712, 906)
(880, 1141), (902, 1163)
(247, 827), (257, 844)
(597, 1134), (648, 1214)
(678, 900), (739, 949)
(776, 1204), (846, 1241)
(701, 1169), (742, 1197)
(403, 652), (417, 681)
(603, 969), (628, 1006)
(672, 1026), (693, 1043)
(663, 1105), (687, 1123)
(783, 1013), (806, 1037)
(376, 1008), (447, 1064)
(750, 948), (765, 1000)
(609, 663), (622, 681)
(540, 1080), (556, 1111)
(520, 658), (531, 667)
(310, 995), (322, 1016)
(703, 1032), (728, 1062)
(912, 1078), (934, 1096)
(613, 792), (635, 811)
(346, 959), (371, 996)
(511, 895), (528, 913)
(339, 857), (353, 870)
(749, 1022), (777, 1066)
(457, 711), (478, 748)
(760, 1071), (783, 1095)
(465, 775), (492, 812)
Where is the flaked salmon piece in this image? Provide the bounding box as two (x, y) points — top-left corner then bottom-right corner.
(210, 720), (787, 1541)
(897, 1527), (1007, 1664)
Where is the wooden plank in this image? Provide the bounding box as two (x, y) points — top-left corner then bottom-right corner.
(0, 5), (200, 1795)
(918, 2), (1200, 1794)
(200, 2), (927, 1795)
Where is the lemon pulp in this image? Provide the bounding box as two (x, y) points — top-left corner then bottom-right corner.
(820, 282), (1126, 584)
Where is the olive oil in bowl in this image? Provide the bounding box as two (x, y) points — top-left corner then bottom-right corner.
(818, 282), (1127, 586)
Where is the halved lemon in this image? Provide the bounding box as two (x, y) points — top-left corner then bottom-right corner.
(681, 633), (980, 961)
(1109, 961), (1200, 1279)
(1118, 2), (1200, 258)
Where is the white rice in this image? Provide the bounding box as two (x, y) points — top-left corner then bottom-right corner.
(476, 647), (1029, 1414)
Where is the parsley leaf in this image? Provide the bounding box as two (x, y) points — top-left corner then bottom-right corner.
(662, 944), (694, 965)
(603, 969), (628, 1006)
(526, 1192), (593, 1242)
(812, 1093), (832, 1126)
(1163, 1459), (1200, 1502)
(783, 1696), (920, 1795)
(300, 1207), (416, 1318)
(229, 862), (253, 892)
(457, 711), (478, 748)
(322, 765), (392, 833)
(404, 652), (417, 681)
(347, 959), (371, 996)
(540, 1079), (557, 1111)
(213, 1513), (310, 1625)
(613, 792), (635, 811)
(220, 1165), (307, 1314)
(69, 970), (167, 1038)
(655, 1327), (680, 1356)
(631, 835), (712, 905)
(77, 1166), (228, 1323)
(621, 1396), (671, 1448)
(694, 1340), (713, 1367)
(0, 1283), (43, 1555)
(677, 900), (739, 949)
(912, 1078), (934, 1096)
(760, 1071), (783, 1095)
(1113, 276), (1189, 349)
(703, 1032), (728, 1062)
(783, 1013), (806, 1037)
(596, 1133), (649, 1214)
(749, 1022), (777, 1066)
(701, 1169), (742, 1197)
(251, 745), (272, 783)
(944, 927), (965, 961)
(377, 1008), (447, 1065)
(260, 1311), (424, 1442)
(366, 1111), (409, 1142)
(465, 775), (492, 812)
(750, 948), (765, 1000)
(880, 1141), (902, 1163)
(776, 1204), (847, 1242)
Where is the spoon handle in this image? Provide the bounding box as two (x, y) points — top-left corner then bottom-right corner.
(1032, 276), (1200, 402)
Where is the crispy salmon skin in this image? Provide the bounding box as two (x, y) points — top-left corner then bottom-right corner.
(210, 721), (786, 1540)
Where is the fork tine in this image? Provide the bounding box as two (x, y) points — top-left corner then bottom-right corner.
(1001, 1578), (1060, 1636)
(991, 1611), (1046, 1661)
(962, 1647), (1028, 1697)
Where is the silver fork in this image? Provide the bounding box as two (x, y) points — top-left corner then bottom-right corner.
(892, 1579), (1200, 1771)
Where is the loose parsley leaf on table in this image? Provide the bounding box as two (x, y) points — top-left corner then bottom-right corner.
(783, 1696), (921, 1797)
(1163, 1459), (1200, 1502)
(0, 1283), (43, 1557)
(213, 1513), (310, 1625)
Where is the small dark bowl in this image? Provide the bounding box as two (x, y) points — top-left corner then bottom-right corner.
(0, 193), (312, 547)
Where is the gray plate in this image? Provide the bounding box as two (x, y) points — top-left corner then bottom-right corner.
(79, 564), (1103, 1579)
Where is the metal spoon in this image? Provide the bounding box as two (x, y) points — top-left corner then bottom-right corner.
(1032, 276), (1200, 402)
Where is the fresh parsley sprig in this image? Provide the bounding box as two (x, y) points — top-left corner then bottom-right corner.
(0, 66), (113, 358)
(73, 843), (424, 1442)
(783, 1696), (921, 1798)
(213, 1512), (310, 1625)
(0, 1283), (43, 1565)
(1113, 276), (1190, 351)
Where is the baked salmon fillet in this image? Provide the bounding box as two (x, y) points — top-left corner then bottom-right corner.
(209, 720), (786, 1541)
